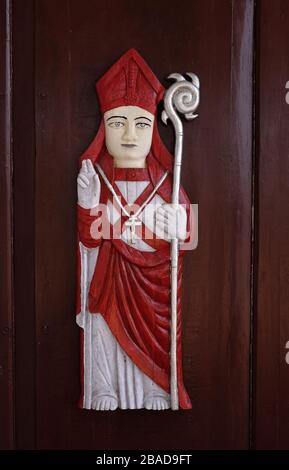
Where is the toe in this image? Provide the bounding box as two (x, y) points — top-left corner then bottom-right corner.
(111, 400), (118, 411)
(145, 399), (152, 410)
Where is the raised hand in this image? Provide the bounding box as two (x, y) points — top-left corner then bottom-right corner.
(77, 159), (100, 209)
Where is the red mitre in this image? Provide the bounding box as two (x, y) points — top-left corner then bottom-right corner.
(80, 49), (173, 174)
(96, 48), (164, 115)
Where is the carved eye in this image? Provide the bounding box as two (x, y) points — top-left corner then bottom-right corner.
(136, 122), (150, 129)
(108, 121), (125, 128)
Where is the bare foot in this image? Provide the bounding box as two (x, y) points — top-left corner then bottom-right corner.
(92, 395), (118, 411)
(144, 396), (170, 410)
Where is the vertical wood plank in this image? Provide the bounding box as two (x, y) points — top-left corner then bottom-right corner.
(254, 0), (289, 450)
(0, 0), (14, 450)
(34, 0), (253, 449)
(12, 0), (37, 449)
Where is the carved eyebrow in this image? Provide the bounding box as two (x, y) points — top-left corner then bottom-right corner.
(106, 115), (127, 121)
(134, 116), (152, 122)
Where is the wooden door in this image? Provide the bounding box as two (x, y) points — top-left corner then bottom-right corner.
(254, 0), (289, 450)
(0, 0), (14, 450)
(3, 0), (254, 449)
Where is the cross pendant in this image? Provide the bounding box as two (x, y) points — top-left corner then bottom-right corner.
(124, 216), (142, 244)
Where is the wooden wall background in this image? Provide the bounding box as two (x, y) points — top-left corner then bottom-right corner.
(0, 0), (288, 450)
(0, 0), (14, 451)
(253, 0), (289, 450)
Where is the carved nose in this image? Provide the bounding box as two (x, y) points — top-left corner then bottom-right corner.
(122, 123), (137, 142)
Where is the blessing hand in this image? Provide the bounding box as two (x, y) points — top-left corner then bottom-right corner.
(77, 159), (100, 209)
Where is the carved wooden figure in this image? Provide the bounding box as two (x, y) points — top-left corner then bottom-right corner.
(76, 49), (196, 410)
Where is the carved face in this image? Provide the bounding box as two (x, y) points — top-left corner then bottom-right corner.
(104, 105), (154, 168)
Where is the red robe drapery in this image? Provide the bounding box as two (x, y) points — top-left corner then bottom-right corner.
(77, 148), (192, 409)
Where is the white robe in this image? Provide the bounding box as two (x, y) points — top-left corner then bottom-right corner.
(76, 179), (171, 409)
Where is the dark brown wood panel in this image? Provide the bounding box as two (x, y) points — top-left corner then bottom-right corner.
(12, 0), (37, 449)
(0, 0), (14, 450)
(254, 0), (289, 450)
(34, 0), (253, 449)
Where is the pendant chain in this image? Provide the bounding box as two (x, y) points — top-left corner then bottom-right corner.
(95, 164), (169, 219)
